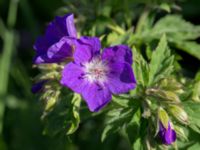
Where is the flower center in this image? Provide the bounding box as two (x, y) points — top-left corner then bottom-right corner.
(83, 57), (109, 83)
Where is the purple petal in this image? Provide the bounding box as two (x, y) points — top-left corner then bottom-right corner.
(60, 62), (87, 93)
(164, 124), (176, 145)
(65, 14), (77, 38)
(81, 83), (112, 112)
(79, 36), (101, 54)
(47, 37), (74, 60)
(61, 63), (112, 112)
(34, 37), (75, 64)
(33, 14), (77, 64)
(73, 37), (100, 64)
(102, 45), (133, 65)
(46, 14), (77, 43)
(159, 122), (176, 145)
(33, 36), (49, 54)
(106, 62), (136, 94)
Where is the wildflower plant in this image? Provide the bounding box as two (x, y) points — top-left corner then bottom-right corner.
(32, 1), (200, 150)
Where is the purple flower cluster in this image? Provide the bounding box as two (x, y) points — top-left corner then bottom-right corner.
(158, 121), (176, 145)
(33, 14), (136, 112)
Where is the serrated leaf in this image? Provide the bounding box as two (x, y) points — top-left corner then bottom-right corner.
(101, 108), (133, 141)
(42, 92), (81, 136)
(183, 102), (200, 133)
(67, 93), (81, 135)
(150, 15), (200, 60)
(107, 30), (132, 45)
(101, 124), (117, 142)
(126, 108), (144, 150)
(152, 15), (200, 41)
(112, 95), (129, 107)
(148, 34), (174, 86)
(107, 108), (133, 124)
(132, 47), (149, 86)
(102, 100), (140, 142)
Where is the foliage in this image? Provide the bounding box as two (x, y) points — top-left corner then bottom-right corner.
(0, 0), (200, 150)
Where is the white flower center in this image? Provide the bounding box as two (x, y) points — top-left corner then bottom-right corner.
(83, 57), (109, 83)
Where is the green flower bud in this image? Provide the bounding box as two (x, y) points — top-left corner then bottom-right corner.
(169, 105), (188, 125)
(174, 125), (188, 141)
(45, 90), (60, 111)
(146, 89), (180, 103)
(160, 78), (182, 91)
(158, 107), (169, 128)
(162, 91), (181, 103)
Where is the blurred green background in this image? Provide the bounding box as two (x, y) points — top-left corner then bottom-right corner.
(0, 0), (200, 150)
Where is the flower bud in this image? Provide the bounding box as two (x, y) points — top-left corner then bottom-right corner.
(174, 125), (188, 141)
(158, 121), (176, 145)
(146, 89), (180, 103)
(160, 78), (182, 90)
(169, 105), (188, 125)
(158, 107), (169, 129)
(45, 91), (60, 111)
(31, 80), (48, 93)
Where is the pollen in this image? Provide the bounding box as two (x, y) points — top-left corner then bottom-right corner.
(83, 57), (109, 83)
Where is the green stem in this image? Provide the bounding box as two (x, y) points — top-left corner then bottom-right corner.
(0, 0), (19, 134)
(0, 30), (15, 134)
(7, 0), (19, 29)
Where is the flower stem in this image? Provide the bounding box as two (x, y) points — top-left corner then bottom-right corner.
(0, 0), (19, 134)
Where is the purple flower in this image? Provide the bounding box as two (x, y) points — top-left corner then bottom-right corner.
(158, 121), (176, 145)
(31, 80), (47, 93)
(33, 14), (77, 64)
(61, 36), (136, 112)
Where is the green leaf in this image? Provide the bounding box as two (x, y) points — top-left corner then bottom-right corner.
(107, 29), (132, 45)
(101, 107), (134, 141)
(174, 41), (200, 60)
(159, 3), (171, 13)
(42, 92), (81, 136)
(101, 108), (134, 141)
(126, 108), (143, 150)
(188, 143), (200, 150)
(150, 15), (200, 60)
(133, 137), (142, 150)
(112, 95), (130, 108)
(152, 15), (200, 41)
(183, 102), (200, 134)
(132, 47), (149, 87)
(134, 15), (200, 60)
(148, 34), (174, 86)
(67, 93), (81, 135)
(101, 124), (116, 142)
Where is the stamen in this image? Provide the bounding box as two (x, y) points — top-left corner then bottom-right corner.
(83, 57), (109, 83)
